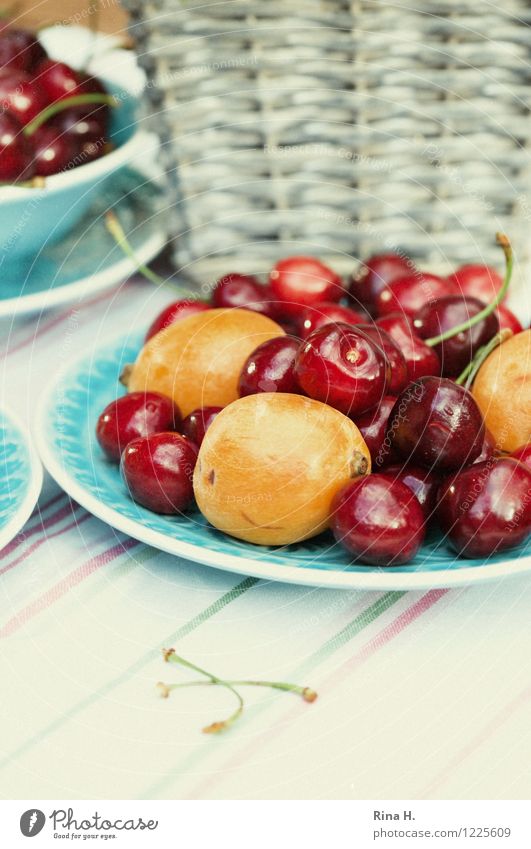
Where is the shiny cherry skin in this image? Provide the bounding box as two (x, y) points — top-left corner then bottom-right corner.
(353, 395), (399, 469)
(473, 429), (497, 465)
(348, 253), (413, 316)
(447, 264), (504, 305)
(181, 406), (223, 447)
(376, 313), (441, 381)
(355, 323), (409, 394)
(96, 392), (181, 462)
(0, 71), (48, 124)
(121, 432), (198, 514)
(298, 301), (366, 339)
(414, 295), (499, 377)
(331, 475), (426, 566)
(375, 272), (457, 318)
(145, 299), (210, 341)
(0, 111), (35, 180)
(238, 336), (301, 396)
(511, 443), (531, 471)
(437, 458), (531, 557)
(33, 125), (77, 176)
(36, 59), (83, 101)
(51, 110), (107, 147)
(294, 323), (389, 416)
(495, 304), (523, 335)
(269, 256), (343, 318)
(0, 27), (47, 72)
(211, 273), (275, 317)
(388, 376), (485, 471)
(384, 463), (439, 521)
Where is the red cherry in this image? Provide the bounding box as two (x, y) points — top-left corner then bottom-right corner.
(0, 28), (47, 73)
(297, 301), (366, 339)
(473, 429), (497, 465)
(376, 313), (441, 381)
(495, 304), (523, 336)
(0, 71), (48, 124)
(388, 377), (485, 472)
(36, 59), (82, 101)
(353, 395), (399, 469)
(181, 406), (223, 447)
(437, 458), (531, 557)
(121, 432), (198, 514)
(375, 272), (457, 318)
(145, 299), (210, 341)
(51, 110), (107, 147)
(96, 392), (181, 462)
(0, 111), (35, 180)
(294, 323), (389, 416)
(331, 475), (426, 566)
(348, 253), (413, 315)
(384, 464), (440, 521)
(32, 124), (77, 176)
(238, 336), (301, 396)
(355, 323), (409, 394)
(211, 273), (275, 317)
(448, 264), (504, 305)
(511, 443), (531, 471)
(269, 256), (343, 318)
(413, 295), (499, 377)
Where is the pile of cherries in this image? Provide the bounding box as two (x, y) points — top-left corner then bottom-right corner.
(97, 246), (531, 568)
(0, 25), (112, 182)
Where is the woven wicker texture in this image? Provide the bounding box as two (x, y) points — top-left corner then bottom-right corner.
(124, 0), (531, 279)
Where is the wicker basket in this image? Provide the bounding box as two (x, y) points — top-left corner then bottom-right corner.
(123, 0), (531, 283)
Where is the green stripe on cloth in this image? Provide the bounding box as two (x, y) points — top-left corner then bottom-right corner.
(0, 572), (259, 772)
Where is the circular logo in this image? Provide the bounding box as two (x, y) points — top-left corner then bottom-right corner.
(20, 810), (46, 837)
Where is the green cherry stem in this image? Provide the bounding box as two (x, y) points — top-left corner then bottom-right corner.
(227, 680), (318, 702)
(23, 93), (118, 136)
(455, 328), (513, 389)
(425, 233), (513, 348)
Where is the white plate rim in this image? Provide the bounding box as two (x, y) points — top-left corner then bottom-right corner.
(0, 407), (43, 552)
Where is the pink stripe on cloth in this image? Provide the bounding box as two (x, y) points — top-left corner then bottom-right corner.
(0, 497), (79, 562)
(0, 536), (140, 638)
(0, 511), (92, 577)
(186, 589), (450, 800)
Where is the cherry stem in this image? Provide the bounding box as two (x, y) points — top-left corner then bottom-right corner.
(23, 93), (117, 136)
(426, 233), (513, 348)
(455, 328), (513, 389)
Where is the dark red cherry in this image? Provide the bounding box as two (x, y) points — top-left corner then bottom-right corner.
(375, 272), (457, 318)
(377, 313), (441, 381)
(495, 304), (523, 336)
(355, 323), (409, 394)
(32, 124), (76, 176)
(437, 458), (531, 557)
(269, 256), (343, 318)
(96, 392), (181, 462)
(511, 443), (531, 471)
(0, 111), (35, 180)
(0, 28), (47, 72)
(348, 253), (413, 315)
(353, 395), (399, 469)
(447, 264), (504, 305)
(238, 336), (301, 397)
(51, 110), (107, 147)
(211, 273), (275, 317)
(414, 295), (499, 377)
(298, 301), (366, 339)
(36, 59), (82, 101)
(331, 475), (426, 566)
(145, 299), (210, 341)
(388, 377), (485, 472)
(384, 464), (440, 521)
(121, 432), (198, 514)
(472, 430), (497, 465)
(181, 406), (223, 447)
(0, 71), (48, 124)
(294, 323), (389, 416)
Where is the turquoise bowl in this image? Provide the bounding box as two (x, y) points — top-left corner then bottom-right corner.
(0, 79), (143, 264)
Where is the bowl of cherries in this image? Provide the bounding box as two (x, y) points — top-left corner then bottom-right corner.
(0, 24), (144, 260)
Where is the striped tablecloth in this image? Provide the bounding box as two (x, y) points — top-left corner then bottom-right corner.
(1, 275), (531, 801)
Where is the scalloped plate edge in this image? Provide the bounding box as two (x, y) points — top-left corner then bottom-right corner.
(0, 408), (43, 552)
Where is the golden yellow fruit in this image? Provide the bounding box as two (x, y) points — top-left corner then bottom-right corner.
(193, 392), (371, 546)
(472, 329), (531, 452)
(128, 308), (284, 417)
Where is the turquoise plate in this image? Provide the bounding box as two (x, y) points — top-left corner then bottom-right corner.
(0, 408), (43, 552)
(35, 335), (531, 590)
